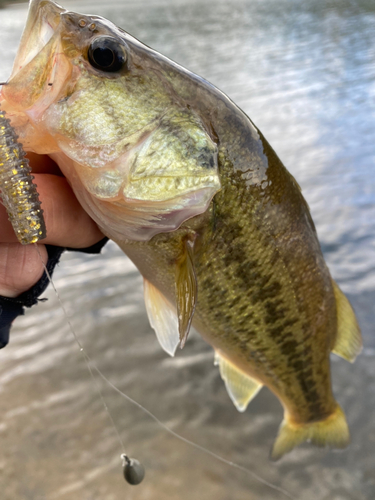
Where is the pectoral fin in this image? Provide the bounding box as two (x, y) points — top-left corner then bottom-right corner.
(215, 352), (263, 412)
(175, 238), (197, 348)
(331, 281), (362, 363)
(144, 279), (179, 357)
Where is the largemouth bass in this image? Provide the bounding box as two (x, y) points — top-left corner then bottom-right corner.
(1, 0), (362, 460)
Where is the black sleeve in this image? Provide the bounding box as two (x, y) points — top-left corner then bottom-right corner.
(0, 237), (108, 348)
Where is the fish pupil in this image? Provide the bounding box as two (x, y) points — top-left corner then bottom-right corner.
(93, 47), (115, 69)
(88, 36), (127, 72)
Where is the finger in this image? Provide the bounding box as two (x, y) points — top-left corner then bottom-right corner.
(0, 174), (104, 248)
(0, 243), (48, 297)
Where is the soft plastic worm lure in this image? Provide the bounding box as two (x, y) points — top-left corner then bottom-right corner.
(0, 108), (46, 244)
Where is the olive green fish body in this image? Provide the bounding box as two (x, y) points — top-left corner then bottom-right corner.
(115, 120), (337, 426)
(1, 0), (362, 459)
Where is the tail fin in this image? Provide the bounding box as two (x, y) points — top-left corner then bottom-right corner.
(271, 404), (350, 460)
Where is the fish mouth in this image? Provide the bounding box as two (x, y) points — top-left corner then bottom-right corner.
(0, 0), (71, 150)
(10, 0), (65, 80)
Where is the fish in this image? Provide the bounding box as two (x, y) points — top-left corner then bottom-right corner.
(0, 0), (362, 460)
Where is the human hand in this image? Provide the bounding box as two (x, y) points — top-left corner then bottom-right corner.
(0, 153), (104, 298)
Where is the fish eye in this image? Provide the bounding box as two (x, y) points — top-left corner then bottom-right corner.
(88, 36), (127, 72)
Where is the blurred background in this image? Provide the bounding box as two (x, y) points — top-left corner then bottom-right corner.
(0, 0), (374, 498)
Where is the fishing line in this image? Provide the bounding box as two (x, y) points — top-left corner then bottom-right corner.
(32, 243), (296, 499)
(0, 103), (141, 484)
(33, 243), (145, 485)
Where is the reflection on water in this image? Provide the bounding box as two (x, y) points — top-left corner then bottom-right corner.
(0, 0), (374, 498)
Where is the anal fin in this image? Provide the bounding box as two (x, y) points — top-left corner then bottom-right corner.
(332, 280), (362, 363)
(144, 279), (179, 357)
(175, 237), (197, 348)
(215, 352), (262, 412)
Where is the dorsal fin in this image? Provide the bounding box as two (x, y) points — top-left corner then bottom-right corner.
(144, 279), (179, 357)
(215, 352), (263, 412)
(331, 281), (362, 363)
(175, 237), (197, 348)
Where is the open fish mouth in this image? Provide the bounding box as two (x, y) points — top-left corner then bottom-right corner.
(10, 0), (65, 80)
(0, 0), (72, 149)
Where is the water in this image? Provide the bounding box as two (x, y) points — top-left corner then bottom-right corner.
(0, 0), (374, 498)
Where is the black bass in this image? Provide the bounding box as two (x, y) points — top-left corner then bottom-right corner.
(1, 0), (362, 459)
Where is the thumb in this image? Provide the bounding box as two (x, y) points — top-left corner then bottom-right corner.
(0, 243), (48, 298)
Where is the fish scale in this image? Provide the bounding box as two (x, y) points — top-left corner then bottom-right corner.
(119, 134), (336, 424)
